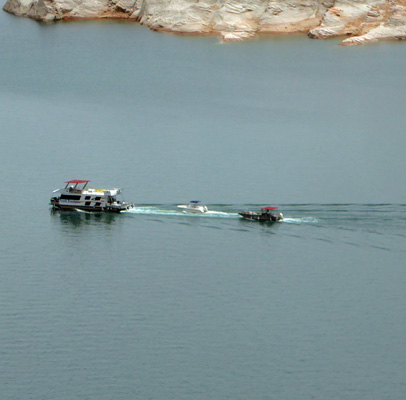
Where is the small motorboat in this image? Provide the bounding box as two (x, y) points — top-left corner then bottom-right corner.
(239, 206), (283, 222)
(177, 200), (208, 214)
(50, 180), (134, 213)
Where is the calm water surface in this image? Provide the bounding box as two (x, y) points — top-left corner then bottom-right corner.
(1, 10), (406, 400)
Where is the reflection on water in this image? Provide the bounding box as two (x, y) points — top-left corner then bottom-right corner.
(50, 209), (120, 227)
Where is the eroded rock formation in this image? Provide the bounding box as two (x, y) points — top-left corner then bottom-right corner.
(3, 0), (406, 45)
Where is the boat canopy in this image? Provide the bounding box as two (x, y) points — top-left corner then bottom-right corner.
(261, 206), (278, 210)
(64, 179), (90, 190)
(190, 200), (201, 203)
(65, 180), (90, 184)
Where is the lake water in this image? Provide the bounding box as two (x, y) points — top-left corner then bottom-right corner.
(1, 10), (406, 400)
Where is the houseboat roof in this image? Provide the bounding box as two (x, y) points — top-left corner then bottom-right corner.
(65, 180), (90, 184)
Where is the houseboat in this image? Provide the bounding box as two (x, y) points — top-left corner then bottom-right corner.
(50, 180), (134, 213)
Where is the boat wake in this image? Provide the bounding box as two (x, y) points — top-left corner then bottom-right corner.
(70, 205), (317, 224)
(205, 210), (237, 217)
(127, 207), (182, 216)
(282, 217), (319, 224)
(74, 208), (99, 214)
(126, 206), (238, 219)
(124, 206), (319, 223)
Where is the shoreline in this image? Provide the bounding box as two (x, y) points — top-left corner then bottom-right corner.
(3, 0), (406, 46)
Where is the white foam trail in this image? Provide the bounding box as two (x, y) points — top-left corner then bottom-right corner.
(127, 207), (239, 218)
(205, 211), (239, 218)
(282, 217), (318, 224)
(128, 207), (183, 216)
(75, 208), (94, 214)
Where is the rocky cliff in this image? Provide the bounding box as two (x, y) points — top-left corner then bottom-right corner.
(3, 0), (406, 46)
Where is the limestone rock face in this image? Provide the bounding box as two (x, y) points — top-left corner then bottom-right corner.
(3, 0), (406, 45)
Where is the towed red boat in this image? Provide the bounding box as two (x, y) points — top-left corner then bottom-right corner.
(239, 206), (283, 222)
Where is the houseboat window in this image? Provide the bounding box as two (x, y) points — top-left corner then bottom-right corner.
(60, 194), (81, 200)
(95, 202), (101, 207)
(95, 197), (101, 201)
(85, 196), (91, 200)
(85, 202), (91, 206)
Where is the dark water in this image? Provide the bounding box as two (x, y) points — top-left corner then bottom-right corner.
(1, 10), (406, 400)
(2, 204), (406, 399)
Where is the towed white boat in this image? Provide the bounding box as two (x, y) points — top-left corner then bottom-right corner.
(50, 180), (134, 213)
(177, 200), (208, 214)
